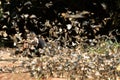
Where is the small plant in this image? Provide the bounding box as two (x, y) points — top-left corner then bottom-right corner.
(88, 38), (120, 54)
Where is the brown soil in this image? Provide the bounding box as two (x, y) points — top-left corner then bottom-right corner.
(0, 73), (35, 80)
(0, 48), (66, 80)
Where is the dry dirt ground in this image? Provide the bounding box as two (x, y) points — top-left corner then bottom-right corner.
(0, 48), (66, 80)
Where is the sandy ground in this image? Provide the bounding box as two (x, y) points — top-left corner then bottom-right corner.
(0, 48), (66, 80)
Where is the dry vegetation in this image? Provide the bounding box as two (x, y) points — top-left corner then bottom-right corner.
(0, 0), (120, 80)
